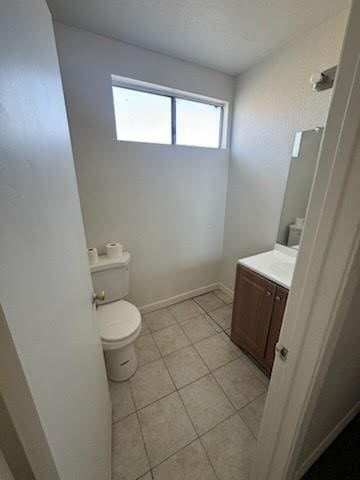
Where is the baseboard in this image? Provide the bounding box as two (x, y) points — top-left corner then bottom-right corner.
(139, 283), (219, 314)
(295, 400), (360, 479)
(218, 282), (234, 299)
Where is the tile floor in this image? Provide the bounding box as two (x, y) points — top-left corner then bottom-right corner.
(110, 290), (269, 480)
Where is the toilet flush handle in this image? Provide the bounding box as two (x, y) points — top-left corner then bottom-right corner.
(92, 291), (106, 304)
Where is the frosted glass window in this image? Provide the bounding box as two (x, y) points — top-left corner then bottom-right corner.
(176, 99), (222, 148)
(112, 86), (171, 144)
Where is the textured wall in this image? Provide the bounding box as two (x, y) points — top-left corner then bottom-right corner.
(220, 9), (348, 289)
(54, 23), (234, 307)
(0, 1), (110, 478)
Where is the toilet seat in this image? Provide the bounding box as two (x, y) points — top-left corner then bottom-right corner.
(97, 300), (141, 350)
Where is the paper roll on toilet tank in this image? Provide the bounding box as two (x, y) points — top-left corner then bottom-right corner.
(106, 242), (123, 258)
(87, 247), (98, 265)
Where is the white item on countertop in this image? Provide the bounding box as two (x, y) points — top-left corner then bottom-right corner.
(106, 242), (123, 258)
(87, 247), (98, 265)
(288, 224), (303, 247)
(295, 217), (305, 228)
(238, 244), (297, 289)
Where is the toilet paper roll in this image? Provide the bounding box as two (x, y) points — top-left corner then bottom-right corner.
(87, 247), (98, 265)
(106, 242), (123, 259)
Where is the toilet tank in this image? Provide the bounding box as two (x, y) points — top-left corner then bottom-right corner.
(90, 252), (130, 304)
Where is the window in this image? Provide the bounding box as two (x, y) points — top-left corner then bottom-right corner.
(112, 82), (225, 149)
(112, 87), (172, 145)
(176, 98), (222, 148)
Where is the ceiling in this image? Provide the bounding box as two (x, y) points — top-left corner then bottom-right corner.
(47, 0), (349, 75)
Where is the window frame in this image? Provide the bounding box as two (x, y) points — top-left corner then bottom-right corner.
(111, 78), (227, 149)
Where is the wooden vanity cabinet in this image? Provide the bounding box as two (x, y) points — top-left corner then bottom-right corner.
(231, 264), (288, 375)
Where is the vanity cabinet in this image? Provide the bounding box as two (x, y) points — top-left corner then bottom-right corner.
(231, 264), (288, 375)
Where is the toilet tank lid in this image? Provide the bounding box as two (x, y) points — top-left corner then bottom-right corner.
(90, 252), (130, 273)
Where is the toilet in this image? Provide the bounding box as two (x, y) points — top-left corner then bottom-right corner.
(90, 252), (142, 382)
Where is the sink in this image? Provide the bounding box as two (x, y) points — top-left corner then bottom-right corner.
(238, 247), (296, 288)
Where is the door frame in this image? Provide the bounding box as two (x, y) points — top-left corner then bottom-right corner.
(252, 1), (360, 479)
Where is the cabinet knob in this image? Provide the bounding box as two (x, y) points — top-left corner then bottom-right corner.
(266, 291), (272, 296)
(275, 295), (281, 301)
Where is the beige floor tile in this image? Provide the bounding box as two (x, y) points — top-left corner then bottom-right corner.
(213, 289), (233, 305)
(194, 334), (241, 371)
(209, 305), (233, 330)
(138, 392), (197, 467)
(163, 346), (209, 389)
(130, 359), (175, 409)
(139, 320), (150, 336)
(153, 324), (190, 356)
(201, 412), (256, 480)
(213, 357), (267, 409)
(181, 314), (217, 343)
(169, 300), (203, 323)
(179, 374), (235, 435)
(218, 331), (241, 351)
(135, 333), (161, 367)
(144, 308), (177, 332)
(137, 473), (152, 480)
(109, 381), (136, 423)
(153, 440), (217, 480)
(238, 394), (266, 438)
(112, 413), (150, 480)
(242, 355), (270, 386)
(206, 315), (223, 333)
(194, 292), (226, 313)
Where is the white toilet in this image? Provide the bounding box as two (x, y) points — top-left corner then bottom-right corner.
(90, 252), (142, 382)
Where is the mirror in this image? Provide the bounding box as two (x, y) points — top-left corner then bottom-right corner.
(277, 127), (323, 247)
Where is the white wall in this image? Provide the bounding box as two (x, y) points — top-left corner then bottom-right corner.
(297, 276), (360, 470)
(54, 23), (234, 307)
(220, 10), (348, 290)
(0, 1), (111, 479)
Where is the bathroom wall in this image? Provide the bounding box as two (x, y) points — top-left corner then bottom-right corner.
(220, 9), (348, 290)
(297, 275), (360, 473)
(0, 392), (34, 480)
(1, 0), (111, 478)
(54, 23), (234, 307)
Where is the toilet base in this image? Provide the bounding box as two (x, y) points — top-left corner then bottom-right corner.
(104, 343), (138, 382)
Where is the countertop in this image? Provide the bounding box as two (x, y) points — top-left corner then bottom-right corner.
(238, 244), (297, 289)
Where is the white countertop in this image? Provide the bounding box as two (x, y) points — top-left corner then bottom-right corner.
(238, 244), (297, 289)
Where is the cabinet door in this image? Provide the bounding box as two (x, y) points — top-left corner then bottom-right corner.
(264, 285), (288, 373)
(231, 265), (276, 363)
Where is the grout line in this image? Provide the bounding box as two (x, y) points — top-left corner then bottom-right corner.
(198, 434), (221, 480)
(209, 368), (240, 412)
(127, 379), (153, 476)
(176, 392), (221, 480)
(150, 436), (202, 472)
(193, 299), (228, 315)
(149, 438), (211, 476)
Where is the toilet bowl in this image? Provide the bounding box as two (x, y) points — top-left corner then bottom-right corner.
(90, 251), (142, 382)
(97, 300), (142, 381)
